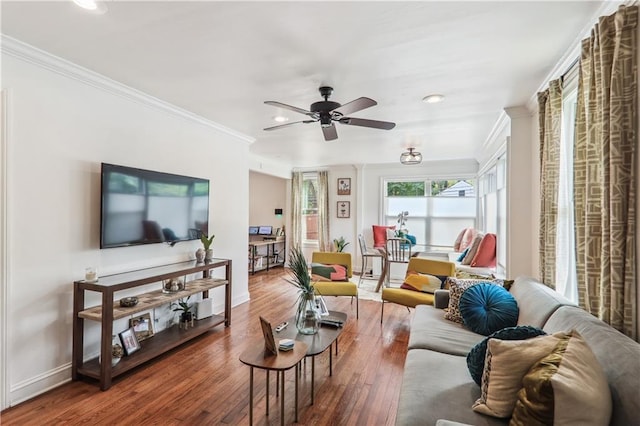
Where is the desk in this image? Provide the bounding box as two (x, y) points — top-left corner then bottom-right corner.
(275, 311), (347, 404)
(239, 340), (308, 426)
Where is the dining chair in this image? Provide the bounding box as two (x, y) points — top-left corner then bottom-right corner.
(357, 234), (384, 287)
(382, 237), (412, 288)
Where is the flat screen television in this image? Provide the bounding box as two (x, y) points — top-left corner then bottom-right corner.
(258, 226), (273, 235)
(100, 163), (210, 249)
(249, 226), (259, 235)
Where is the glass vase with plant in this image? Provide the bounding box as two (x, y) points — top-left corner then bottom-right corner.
(286, 246), (321, 335)
(333, 236), (350, 252)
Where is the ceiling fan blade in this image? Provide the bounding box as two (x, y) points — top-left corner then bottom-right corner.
(264, 120), (316, 131)
(264, 101), (315, 117)
(339, 117), (396, 130)
(332, 97), (377, 115)
(322, 124), (338, 141)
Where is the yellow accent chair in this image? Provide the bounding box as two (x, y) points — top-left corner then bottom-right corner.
(311, 251), (358, 319)
(380, 257), (455, 323)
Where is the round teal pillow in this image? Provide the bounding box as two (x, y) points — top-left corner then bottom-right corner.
(459, 283), (519, 336)
(466, 325), (547, 385)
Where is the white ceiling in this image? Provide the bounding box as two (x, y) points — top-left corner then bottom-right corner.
(1, 1), (610, 168)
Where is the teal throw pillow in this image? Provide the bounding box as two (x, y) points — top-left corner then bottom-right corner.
(456, 248), (469, 262)
(459, 283), (518, 336)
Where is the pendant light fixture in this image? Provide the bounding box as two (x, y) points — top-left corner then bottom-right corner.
(400, 148), (422, 165)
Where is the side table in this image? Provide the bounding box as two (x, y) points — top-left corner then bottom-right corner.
(239, 339), (308, 426)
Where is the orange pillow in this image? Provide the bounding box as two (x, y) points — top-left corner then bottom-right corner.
(372, 225), (395, 248)
(471, 233), (497, 267)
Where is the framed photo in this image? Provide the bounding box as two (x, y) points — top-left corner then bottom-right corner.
(337, 178), (351, 195)
(119, 327), (141, 356)
(337, 201), (350, 218)
(129, 313), (154, 341)
(259, 316), (277, 355)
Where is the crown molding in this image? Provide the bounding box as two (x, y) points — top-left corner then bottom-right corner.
(0, 35), (255, 145)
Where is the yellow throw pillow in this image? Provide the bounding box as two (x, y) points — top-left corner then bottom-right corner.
(401, 272), (447, 293)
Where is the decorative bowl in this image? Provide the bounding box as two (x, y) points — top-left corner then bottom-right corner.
(119, 297), (139, 308)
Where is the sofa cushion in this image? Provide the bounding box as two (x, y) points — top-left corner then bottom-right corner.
(401, 272), (448, 294)
(472, 333), (567, 418)
(458, 227), (478, 252)
(466, 325), (547, 385)
(459, 284), (518, 335)
(444, 278), (504, 324)
(382, 287), (434, 308)
(511, 330), (611, 426)
(453, 228), (468, 252)
(409, 305), (485, 355)
(397, 349), (508, 426)
(543, 306), (640, 426)
(509, 277), (575, 328)
(310, 263), (348, 281)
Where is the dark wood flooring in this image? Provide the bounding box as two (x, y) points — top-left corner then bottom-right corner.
(1, 267), (413, 425)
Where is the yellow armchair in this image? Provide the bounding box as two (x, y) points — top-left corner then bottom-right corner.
(311, 252), (358, 319)
(380, 257), (455, 323)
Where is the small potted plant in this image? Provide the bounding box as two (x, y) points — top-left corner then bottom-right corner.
(171, 296), (194, 329)
(333, 236), (350, 252)
(200, 233), (215, 260)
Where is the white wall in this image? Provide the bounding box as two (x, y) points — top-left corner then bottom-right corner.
(249, 171), (287, 231)
(1, 41), (251, 407)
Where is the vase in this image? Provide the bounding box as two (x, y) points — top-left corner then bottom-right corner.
(195, 248), (205, 263)
(101, 335), (123, 367)
(295, 294), (321, 335)
(205, 249), (214, 261)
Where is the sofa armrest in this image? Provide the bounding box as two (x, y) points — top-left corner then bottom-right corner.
(433, 289), (450, 309)
(436, 420), (474, 426)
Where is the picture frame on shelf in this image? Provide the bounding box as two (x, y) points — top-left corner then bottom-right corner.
(337, 178), (351, 195)
(260, 316), (278, 355)
(129, 313), (154, 341)
(119, 327), (141, 356)
(337, 201), (350, 218)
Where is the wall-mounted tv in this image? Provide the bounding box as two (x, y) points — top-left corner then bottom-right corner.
(100, 163), (210, 249)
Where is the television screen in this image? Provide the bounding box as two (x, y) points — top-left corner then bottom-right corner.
(100, 163), (210, 248)
(258, 226), (272, 235)
(249, 226), (259, 235)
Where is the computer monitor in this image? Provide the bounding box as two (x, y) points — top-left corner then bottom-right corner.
(258, 226), (273, 235)
(249, 226), (259, 235)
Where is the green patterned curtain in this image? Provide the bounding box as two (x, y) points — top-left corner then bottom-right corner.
(574, 5), (637, 339)
(538, 79), (563, 288)
(291, 171), (303, 248)
(317, 171), (331, 251)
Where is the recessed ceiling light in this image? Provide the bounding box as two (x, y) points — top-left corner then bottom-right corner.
(422, 94), (445, 104)
(73, 0), (107, 14)
(273, 116), (289, 123)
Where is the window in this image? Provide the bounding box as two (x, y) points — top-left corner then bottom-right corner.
(478, 154), (506, 274)
(382, 178), (476, 250)
(302, 173), (318, 242)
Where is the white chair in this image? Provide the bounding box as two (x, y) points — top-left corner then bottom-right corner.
(357, 234), (384, 287)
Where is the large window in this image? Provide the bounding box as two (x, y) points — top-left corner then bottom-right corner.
(302, 173), (318, 242)
(383, 178), (476, 250)
(478, 154), (506, 273)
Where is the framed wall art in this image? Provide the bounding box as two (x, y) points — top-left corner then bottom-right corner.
(337, 178), (351, 195)
(337, 201), (350, 218)
(130, 313), (154, 341)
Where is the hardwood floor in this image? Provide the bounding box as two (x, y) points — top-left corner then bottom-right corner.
(1, 268), (414, 425)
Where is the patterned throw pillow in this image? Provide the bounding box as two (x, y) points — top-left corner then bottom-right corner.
(310, 263), (348, 281)
(511, 330), (612, 425)
(400, 272), (448, 293)
(443, 277), (503, 323)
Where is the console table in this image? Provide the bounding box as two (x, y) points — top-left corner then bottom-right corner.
(248, 237), (285, 274)
(72, 258), (232, 390)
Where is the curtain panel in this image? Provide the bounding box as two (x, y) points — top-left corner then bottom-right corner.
(538, 79), (563, 288)
(317, 171), (331, 251)
(574, 5), (637, 339)
(291, 171), (303, 249)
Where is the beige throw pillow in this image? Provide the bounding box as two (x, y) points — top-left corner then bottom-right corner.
(510, 330), (611, 426)
(472, 332), (567, 418)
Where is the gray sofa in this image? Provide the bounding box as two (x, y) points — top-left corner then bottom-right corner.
(396, 277), (640, 426)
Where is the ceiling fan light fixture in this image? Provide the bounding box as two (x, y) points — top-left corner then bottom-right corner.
(273, 115), (288, 123)
(400, 148), (422, 165)
(422, 94), (445, 104)
(72, 0), (107, 13)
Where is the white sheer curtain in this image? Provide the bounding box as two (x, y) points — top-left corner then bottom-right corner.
(317, 171), (331, 251)
(291, 171), (303, 248)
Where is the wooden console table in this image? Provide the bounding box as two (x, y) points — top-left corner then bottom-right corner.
(72, 258), (232, 390)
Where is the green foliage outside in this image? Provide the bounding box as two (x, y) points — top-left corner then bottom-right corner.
(386, 180), (472, 197)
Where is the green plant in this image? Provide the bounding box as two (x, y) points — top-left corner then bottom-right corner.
(333, 236), (350, 252)
(200, 233), (215, 250)
(285, 246), (315, 318)
(171, 296), (192, 315)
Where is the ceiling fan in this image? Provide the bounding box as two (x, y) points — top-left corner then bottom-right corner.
(263, 86), (396, 141)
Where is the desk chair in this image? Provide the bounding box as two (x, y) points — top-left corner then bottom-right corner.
(380, 257), (455, 323)
(357, 234), (384, 287)
(311, 252), (359, 319)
